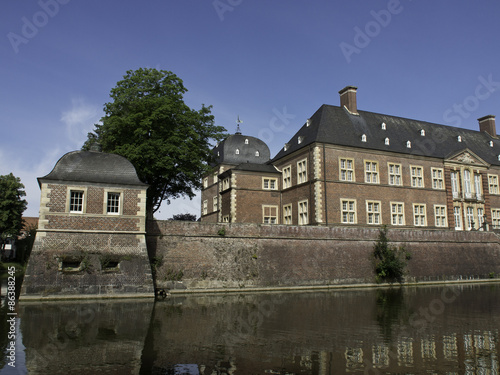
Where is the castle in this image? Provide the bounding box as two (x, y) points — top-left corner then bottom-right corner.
(202, 86), (500, 232)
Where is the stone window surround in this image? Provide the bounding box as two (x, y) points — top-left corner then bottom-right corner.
(104, 189), (124, 216)
(66, 186), (88, 214)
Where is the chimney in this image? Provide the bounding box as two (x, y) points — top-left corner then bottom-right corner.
(339, 86), (358, 114)
(478, 115), (497, 138)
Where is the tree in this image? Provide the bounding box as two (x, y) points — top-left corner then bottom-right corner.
(169, 213), (197, 221)
(373, 226), (411, 283)
(0, 173), (28, 255)
(83, 68), (227, 217)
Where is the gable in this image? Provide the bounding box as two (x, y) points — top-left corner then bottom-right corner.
(444, 148), (490, 168)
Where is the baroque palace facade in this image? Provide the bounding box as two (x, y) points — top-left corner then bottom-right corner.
(201, 86), (500, 231)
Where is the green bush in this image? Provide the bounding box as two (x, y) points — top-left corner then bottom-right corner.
(373, 226), (411, 283)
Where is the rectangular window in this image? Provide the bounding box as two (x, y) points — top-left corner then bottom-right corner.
(431, 168), (444, 190)
(434, 205), (447, 227)
(213, 196), (218, 211)
(463, 169), (472, 199)
(365, 161), (379, 184)
(340, 158), (355, 182)
(388, 163), (402, 186)
(203, 200), (208, 215)
(474, 174), (483, 200)
(341, 199), (357, 224)
(454, 206), (462, 230)
(466, 206), (474, 230)
(391, 202), (405, 226)
(263, 178), (278, 190)
(203, 177), (208, 189)
(282, 165), (292, 189)
(213, 171), (218, 184)
(222, 215), (230, 223)
(413, 204), (427, 227)
(263, 205), (278, 224)
(489, 174), (499, 194)
(69, 191), (84, 213)
(477, 207), (484, 230)
(491, 209), (500, 229)
(411, 166), (424, 188)
(366, 201), (381, 225)
(222, 177), (230, 191)
(106, 192), (120, 214)
(298, 200), (308, 225)
(283, 204), (292, 225)
(451, 171), (460, 198)
(297, 159), (308, 184)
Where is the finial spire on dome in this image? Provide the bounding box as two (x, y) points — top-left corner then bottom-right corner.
(236, 115), (242, 135)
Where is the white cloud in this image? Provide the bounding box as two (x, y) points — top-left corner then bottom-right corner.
(60, 98), (102, 148)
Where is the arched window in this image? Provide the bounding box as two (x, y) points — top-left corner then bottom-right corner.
(361, 134), (367, 142)
(235, 149), (240, 155)
(255, 151), (260, 157)
(385, 137), (390, 145)
(406, 141), (411, 148)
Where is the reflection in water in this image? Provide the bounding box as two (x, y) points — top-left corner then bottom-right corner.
(3, 283), (500, 374)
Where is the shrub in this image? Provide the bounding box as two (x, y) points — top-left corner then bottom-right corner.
(373, 226), (411, 283)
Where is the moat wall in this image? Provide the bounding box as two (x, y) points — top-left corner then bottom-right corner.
(147, 221), (500, 291)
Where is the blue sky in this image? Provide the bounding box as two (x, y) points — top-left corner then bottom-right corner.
(2, 1), (500, 219)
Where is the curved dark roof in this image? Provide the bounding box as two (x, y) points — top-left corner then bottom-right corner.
(38, 150), (147, 186)
(273, 105), (500, 165)
(212, 134), (270, 165)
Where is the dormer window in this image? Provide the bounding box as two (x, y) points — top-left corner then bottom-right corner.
(457, 135), (462, 142)
(245, 139), (249, 144)
(284, 143), (290, 151)
(407, 141), (411, 148)
(298, 136), (304, 144)
(490, 141), (494, 147)
(361, 134), (367, 142)
(385, 137), (390, 145)
(255, 151), (260, 157)
(498, 155), (500, 161)
(306, 119), (311, 127)
(420, 129), (425, 136)
(235, 148), (240, 155)
(381, 122), (386, 130)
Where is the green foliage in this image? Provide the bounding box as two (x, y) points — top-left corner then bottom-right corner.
(15, 225), (37, 265)
(489, 272), (496, 279)
(217, 227), (226, 237)
(83, 68), (227, 216)
(373, 226), (411, 283)
(0, 173), (28, 257)
(169, 213), (197, 221)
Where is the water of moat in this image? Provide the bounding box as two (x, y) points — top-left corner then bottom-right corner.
(1, 280), (499, 375)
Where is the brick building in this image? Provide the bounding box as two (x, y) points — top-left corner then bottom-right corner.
(21, 148), (154, 298)
(201, 86), (500, 231)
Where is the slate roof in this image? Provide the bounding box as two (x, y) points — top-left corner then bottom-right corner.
(38, 150), (147, 187)
(212, 133), (271, 166)
(231, 163), (280, 174)
(272, 105), (500, 166)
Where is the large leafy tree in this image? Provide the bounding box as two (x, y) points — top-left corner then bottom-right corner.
(0, 173), (28, 252)
(83, 68), (226, 216)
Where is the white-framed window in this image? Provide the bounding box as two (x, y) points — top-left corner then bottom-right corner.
(297, 159), (308, 184)
(283, 204), (292, 225)
(391, 202), (405, 226)
(431, 168), (444, 190)
(477, 207), (485, 230)
(203, 200), (208, 215)
(364, 161), (379, 184)
(263, 177), (278, 190)
(454, 206), (462, 230)
(474, 174), (483, 200)
(282, 165), (292, 189)
(213, 171), (218, 184)
(491, 209), (500, 229)
(263, 205), (278, 224)
(489, 174), (499, 194)
(340, 158), (355, 182)
(69, 190), (84, 213)
(366, 201), (381, 225)
(213, 196), (218, 211)
(434, 205), (447, 227)
(388, 163), (402, 186)
(203, 177), (209, 189)
(411, 166), (424, 187)
(298, 200), (308, 225)
(106, 192), (121, 215)
(463, 169), (472, 199)
(235, 148), (240, 155)
(451, 171), (460, 199)
(413, 204), (427, 227)
(222, 215), (230, 223)
(466, 206), (474, 230)
(341, 199), (357, 224)
(222, 177), (230, 191)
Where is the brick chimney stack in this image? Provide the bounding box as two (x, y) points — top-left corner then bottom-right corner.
(478, 115), (497, 138)
(339, 86), (358, 114)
